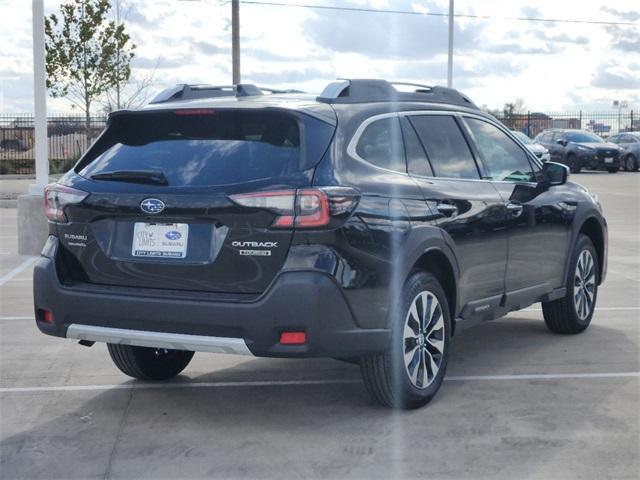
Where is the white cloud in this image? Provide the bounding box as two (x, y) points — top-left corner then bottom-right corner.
(1, 0), (639, 113)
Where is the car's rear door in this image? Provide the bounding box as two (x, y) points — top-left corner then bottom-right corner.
(403, 113), (508, 320)
(548, 131), (567, 163)
(56, 108), (335, 295)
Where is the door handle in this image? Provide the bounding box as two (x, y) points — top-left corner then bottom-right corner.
(436, 203), (458, 217)
(506, 202), (523, 216)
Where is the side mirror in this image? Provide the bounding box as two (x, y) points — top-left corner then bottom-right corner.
(556, 139), (567, 146)
(542, 161), (569, 186)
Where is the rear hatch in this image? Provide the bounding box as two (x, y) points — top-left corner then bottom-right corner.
(54, 107), (335, 294)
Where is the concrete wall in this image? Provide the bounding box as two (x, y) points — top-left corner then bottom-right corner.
(17, 194), (48, 255)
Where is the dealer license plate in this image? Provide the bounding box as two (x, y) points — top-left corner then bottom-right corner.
(132, 223), (188, 258)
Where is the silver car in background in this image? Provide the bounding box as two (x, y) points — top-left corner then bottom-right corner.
(608, 132), (639, 172)
(512, 131), (551, 162)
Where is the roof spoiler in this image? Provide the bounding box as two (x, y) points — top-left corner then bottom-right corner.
(149, 83), (265, 104)
(316, 79), (478, 109)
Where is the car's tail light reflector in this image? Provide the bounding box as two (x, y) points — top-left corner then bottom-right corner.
(44, 184), (89, 222)
(37, 309), (53, 323)
(280, 331), (306, 345)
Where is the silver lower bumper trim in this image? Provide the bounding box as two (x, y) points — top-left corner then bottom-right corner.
(66, 324), (253, 356)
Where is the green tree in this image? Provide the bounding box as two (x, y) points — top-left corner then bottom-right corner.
(45, 0), (136, 132)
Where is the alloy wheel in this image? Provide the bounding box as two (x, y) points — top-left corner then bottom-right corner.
(574, 250), (596, 320)
(627, 156), (636, 172)
(403, 291), (445, 389)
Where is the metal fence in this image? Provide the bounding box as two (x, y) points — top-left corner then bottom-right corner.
(0, 111), (638, 175)
(493, 111), (638, 139)
(0, 114), (106, 175)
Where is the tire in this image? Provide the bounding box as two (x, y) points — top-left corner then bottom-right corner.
(107, 344), (194, 380)
(607, 167), (618, 173)
(625, 154), (638, 172)
(542, 234), (598, 334)
(567, 153), (581, 173)
(360, 272), (451, 409)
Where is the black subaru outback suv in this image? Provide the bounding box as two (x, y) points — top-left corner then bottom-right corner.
(34, 80), (608, 409)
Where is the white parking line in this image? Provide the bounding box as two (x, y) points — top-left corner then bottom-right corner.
(2, 306), (639, 322)
(1, 372), (637, 394)
(0, 256), (37, 286)
(523, 306), (640, 312)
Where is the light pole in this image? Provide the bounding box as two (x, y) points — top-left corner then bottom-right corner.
(447, 0), (454, 88)
(232, 0), (240, 84)
(31, 0), (48, 193)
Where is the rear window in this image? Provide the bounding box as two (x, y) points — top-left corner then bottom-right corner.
(77, 110), (334, 186)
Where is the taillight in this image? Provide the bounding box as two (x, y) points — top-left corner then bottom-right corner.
(230, 190), (297, 228)
(44, 183), (88, 222)
(230, 187), (359, 230)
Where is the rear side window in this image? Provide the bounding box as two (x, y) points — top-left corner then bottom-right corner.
(77, 110), (334, 186)
(464, 117), (537, 182)
(538, 132), (551, 143)
(355, 116), (406, 172)
(409, 115), (479, 179)
(401, 117), (433, 177)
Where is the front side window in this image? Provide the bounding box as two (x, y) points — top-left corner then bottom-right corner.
(464, 117), (537, 183)
(409, 115), (479, 179)
(355, 116), (406, 172)
(565, 131), (603, 143)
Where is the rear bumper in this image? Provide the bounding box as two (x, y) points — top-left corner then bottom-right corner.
(33, 256), (390, 358)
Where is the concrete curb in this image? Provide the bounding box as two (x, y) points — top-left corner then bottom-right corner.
(0, 199), (17, 208)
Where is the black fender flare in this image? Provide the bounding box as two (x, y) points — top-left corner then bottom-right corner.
(398, 225), (461, 316)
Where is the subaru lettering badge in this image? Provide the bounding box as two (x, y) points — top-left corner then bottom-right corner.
(140, 198), (165, 215)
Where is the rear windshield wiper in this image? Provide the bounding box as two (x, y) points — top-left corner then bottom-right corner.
(90, 170), (169, 186)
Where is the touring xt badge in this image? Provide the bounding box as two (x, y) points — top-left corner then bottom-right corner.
(231, 241), (278, 257)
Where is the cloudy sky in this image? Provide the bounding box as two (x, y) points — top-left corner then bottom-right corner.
(1, 0), (639, 113)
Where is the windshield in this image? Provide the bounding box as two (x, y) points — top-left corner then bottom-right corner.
(77, 110), (333, 186)
(565, 131), (604, 143)
(512, 131), (533, 144)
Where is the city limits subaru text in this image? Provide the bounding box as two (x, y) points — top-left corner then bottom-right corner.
(34, 80), (608, 409)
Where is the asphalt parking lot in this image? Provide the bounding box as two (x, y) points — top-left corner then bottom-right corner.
(0, 172), (638, 480)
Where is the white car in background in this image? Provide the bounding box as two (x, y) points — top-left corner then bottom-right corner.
(512, 131), (551, 162)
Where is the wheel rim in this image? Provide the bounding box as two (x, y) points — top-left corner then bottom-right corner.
(403, 291), (445, 389)
(627, 157), (635, 171)
(574, 250), (596, 321)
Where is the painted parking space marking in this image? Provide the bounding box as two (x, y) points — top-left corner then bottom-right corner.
(0, 256), (37, 286)
(523, 306), (640, 312)
(1, 372), (637, 394)
(2, 306), (639, 321)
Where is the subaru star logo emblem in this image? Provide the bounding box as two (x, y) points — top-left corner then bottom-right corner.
(140, 198), (165, 215)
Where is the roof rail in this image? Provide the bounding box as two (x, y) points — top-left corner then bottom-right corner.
(149, 83), (264, 104)
(317, 79), (478, 109)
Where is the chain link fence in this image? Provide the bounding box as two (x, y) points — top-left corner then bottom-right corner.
(0, 111), (638, 175)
